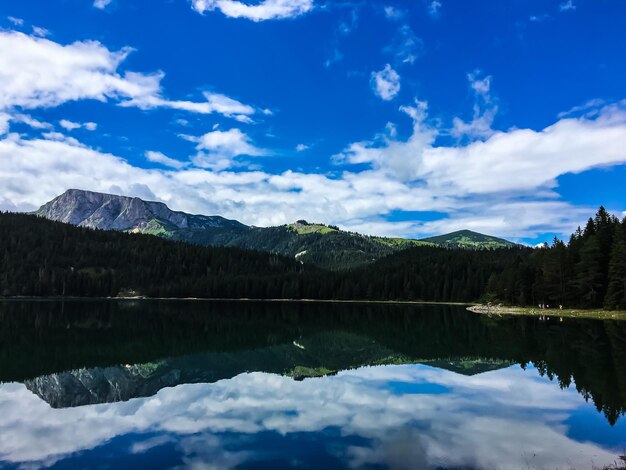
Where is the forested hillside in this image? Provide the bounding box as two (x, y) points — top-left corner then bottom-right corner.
(169, 221), (430, 270)
(0, 212), (310, 298)
(1, 208), (624, 309)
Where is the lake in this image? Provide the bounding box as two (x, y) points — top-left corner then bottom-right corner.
(0, 300), (624, 469)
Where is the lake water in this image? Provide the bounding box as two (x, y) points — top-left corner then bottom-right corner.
(0, 300), (624, 469)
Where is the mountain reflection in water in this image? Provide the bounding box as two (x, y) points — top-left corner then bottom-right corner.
(0, 300), (624, 469)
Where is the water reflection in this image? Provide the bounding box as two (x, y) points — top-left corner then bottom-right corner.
(0, 300), (625, 469)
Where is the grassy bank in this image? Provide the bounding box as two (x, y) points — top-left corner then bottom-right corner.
(468, 304), (626, 321)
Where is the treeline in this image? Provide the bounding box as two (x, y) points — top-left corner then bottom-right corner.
(0, 212), (311, 298)
(0, 212), (530, 301)
(486, 207), (626, 310)
(1, 208), (625, 309)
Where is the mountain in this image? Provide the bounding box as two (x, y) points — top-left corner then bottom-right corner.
(419, 229), (517, 249)
(34, 188), (245, 233)
(33, 189), (516, 270)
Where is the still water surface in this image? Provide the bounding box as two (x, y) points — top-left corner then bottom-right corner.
(0, 300), (624, 469)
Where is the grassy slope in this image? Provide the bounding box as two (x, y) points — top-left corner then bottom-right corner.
(420, 230), (516, 249)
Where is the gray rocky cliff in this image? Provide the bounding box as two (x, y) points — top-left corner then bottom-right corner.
(34, 189), (246, 232)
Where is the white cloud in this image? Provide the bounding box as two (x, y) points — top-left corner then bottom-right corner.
(529, 14), (549, 22)
(468, 71), (491, 97)
(0, 111), (53, 134)
(557, 98), (605, 118)
(385, 25), (423, 65)
(0, 112), (9, 135)
(338, 100), (626, 194)
(382, 6), (405, 21)
(184, 128), (269, 170)
(333, 100), (626, 237)
(0, 131), (444, 231)
(0, 31), (256, 121)
(7, 16), (24, 26)
(559, 0), (576, 11)
(295, 144), (309, 152)
(428, 0), (442, 17)
(145, 150), (188, 169)
(419, 201), (594, 239)
(58, 120), (81, 131)
(59, 120), (97, 132)
(93, 0), (112, 9)
(10, 113), (53, 130)
(1, 97), (625, 239)
(371, 64), (401, 101)
(451, 71), (497, 140)
(191, 0), (315, 21)
(31, 26), (50, 38)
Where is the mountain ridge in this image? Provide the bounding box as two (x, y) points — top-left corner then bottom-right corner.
(34, 188), (246, 233)
(33, 189), (517, 269)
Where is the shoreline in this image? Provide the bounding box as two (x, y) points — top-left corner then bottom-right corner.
(0, 296), (470, 307)
(2, 296), (624, 320)
(467, 304), (626, 321)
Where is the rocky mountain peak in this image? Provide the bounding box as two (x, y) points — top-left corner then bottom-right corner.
(34, 189), (246, 231)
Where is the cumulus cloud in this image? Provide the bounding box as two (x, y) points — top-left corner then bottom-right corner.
(333, 99), (626, 237)
(338, 100), (626, 194)
(0, 365), (619, 468)
(183, 128), (269, 170)
(145, 150), (188, 169)
(0, 130), (445, 231)
(3, 100), (626, 238)
(559, 0), (576, 11)
(59, 120), (97, 132)
(371, 64), (401, 101)
(0, 31), (256, 121)
(191, 0), (315, 21)
(93, 0), (112, 9)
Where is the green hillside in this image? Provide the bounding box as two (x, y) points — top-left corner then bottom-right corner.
(419, 229), (518, 249)
(166, 220), (433, 270)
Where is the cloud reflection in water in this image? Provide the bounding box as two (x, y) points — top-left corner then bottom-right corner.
(0, 364), (622, 469)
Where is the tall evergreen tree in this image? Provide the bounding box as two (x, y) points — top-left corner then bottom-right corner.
(575, 236), (605, 308)
(605, 220), (626, 310)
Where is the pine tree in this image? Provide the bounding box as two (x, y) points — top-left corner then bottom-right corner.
(575, 236), (605, 308)
(605, 220), (626, 310)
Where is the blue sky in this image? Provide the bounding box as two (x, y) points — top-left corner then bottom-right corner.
(1, 0), (625, 243)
